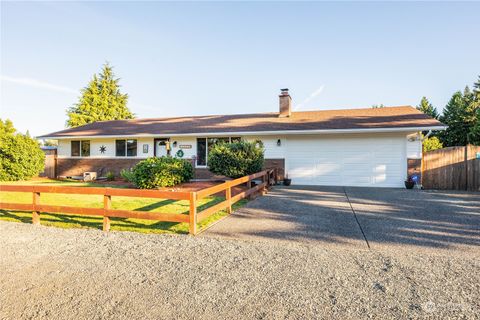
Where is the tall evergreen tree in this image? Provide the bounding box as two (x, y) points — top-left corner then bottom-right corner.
(416, 97), (439, 119)
(66, 63), (134, 127)
(439, 91), (470, 146)
(466, 76), (480, 145)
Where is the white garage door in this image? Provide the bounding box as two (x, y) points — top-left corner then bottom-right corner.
(286, 135), (406, 187)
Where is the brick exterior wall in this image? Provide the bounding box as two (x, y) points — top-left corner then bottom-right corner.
(57, 157), (286, 181)
(57, 158), (142, 177)
(407, 158), (422, 179)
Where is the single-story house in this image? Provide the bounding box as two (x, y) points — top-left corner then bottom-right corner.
(39, 89), (445, 187)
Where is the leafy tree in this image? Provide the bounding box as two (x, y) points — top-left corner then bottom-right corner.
(66, 63), (134, 127)
(208, 140), (264, 178)
(0, 119), (45, 181)
(423, 136), (443, 152)
(416, 97), (439, 119)
(0, 119), (15, 135)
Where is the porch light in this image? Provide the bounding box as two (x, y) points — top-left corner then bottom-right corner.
(277, 139), (281, 146)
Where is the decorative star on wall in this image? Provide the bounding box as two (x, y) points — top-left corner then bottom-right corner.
(99, 145), (107, 154)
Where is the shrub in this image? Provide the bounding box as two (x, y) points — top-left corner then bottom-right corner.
(106, 171), (115, 181)
(423, 136), (443, 152)
(208, 140), (264, 178)
(120, 168), (135, 182)
(0, 119), (45, 181)
(131, 157), (194, 189)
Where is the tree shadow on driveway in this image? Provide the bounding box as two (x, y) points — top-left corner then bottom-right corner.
(203, 185), (480, 253)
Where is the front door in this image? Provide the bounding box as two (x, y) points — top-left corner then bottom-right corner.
(154, 138), (170, 157)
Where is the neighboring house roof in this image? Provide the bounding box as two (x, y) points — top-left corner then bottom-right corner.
(38, 106), (445, 139)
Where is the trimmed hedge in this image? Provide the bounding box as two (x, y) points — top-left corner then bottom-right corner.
(131, 156), (193, 189)
(0, 119), (45, 181)
(208, 140), (264, 178)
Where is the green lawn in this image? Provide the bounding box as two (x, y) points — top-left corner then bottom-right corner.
(0, 179), (246, 234)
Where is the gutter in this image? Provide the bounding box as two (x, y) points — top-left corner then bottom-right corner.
(38, 125), (448, 140)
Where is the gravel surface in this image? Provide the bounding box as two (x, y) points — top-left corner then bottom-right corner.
(1, 221), (479, 319)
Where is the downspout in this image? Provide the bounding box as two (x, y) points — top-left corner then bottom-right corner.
(422, 130), (433, 141)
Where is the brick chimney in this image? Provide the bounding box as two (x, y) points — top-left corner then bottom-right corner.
(279, 88), (292, 117)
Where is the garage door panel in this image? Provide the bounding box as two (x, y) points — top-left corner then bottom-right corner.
(287, 135), (405, 187)
(342, 175), (373, 186)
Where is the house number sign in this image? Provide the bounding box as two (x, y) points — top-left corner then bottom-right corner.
(179, 145), (192, 149)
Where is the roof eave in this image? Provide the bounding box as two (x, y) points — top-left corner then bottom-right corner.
(37, 125), (447, 140)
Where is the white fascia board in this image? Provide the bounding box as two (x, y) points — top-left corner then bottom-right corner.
(39, 126), (447, 140)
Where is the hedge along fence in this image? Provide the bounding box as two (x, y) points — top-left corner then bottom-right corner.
(0, 169), (277, 235)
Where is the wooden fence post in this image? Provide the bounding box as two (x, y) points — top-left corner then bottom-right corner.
(226, 182), (232, 214)
(189, 192), (197, 235)
(246, 180), (252, 200)
(32, 191), (40, 225)
(103, 195), (111, 232)
(464, 145), (468, 191)
(262, 173), (267, 195)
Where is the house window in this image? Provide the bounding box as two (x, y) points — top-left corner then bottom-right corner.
(196, 138), (207, 166)
(71, 140), (90, 157)
(196, 137), (241, 166)
(127, 139), (137, 157)
(116, 139), (137, 157)
(71, 141), (80, 157)
(115, 140), (126, 157)
(81, 141), (90, 157)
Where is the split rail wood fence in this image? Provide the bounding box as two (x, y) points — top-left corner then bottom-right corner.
(422, 145), (480, 191)
(0, 169), (277, 235)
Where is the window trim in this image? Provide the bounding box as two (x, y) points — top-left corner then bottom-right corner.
(196, 137), (240, 167)
(71, 140), (90, 157)
(115, 139), (137, 157)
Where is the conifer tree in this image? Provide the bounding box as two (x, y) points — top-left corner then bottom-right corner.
(466, 77), (480, 145)
(66, 63), (134, 127)
(416, 97), (439, 119)
(439, 91), (470, 146)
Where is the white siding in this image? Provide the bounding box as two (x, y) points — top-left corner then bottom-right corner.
(57, 139), (71, 157)
(169, 137), (196, 159)
(406, 133), (422, 159)
(244, 135), (286, 159)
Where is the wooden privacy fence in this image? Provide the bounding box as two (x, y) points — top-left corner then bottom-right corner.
(39, 148), (57, 179)
(0, 169), (276, 235)
(422, 145), (480, 191)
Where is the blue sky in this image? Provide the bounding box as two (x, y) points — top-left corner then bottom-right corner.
(1, 1), (479, 136)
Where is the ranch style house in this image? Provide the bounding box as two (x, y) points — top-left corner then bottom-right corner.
(39, 89), (445, 187)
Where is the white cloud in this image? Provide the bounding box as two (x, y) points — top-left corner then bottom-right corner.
(294, 85), (325, 110)
(0, 75), (77, 94)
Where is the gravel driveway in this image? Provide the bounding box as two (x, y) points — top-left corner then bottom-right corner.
(1, 220), (479, 319)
